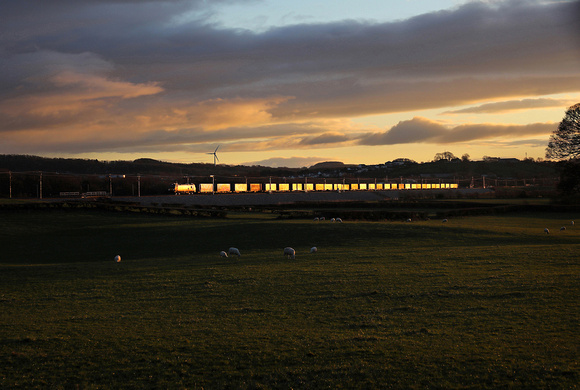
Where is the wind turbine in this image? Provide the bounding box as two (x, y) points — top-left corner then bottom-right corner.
(207, 145), (220, 166)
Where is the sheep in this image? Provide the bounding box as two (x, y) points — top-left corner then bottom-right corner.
(572, 221), (575, 226)
(442, 219), (448, 223)
(310, 246), (318, 253)
(331, 218), (336, 223)
(560, 226), (566, 231)
(544, 228), (550, 234)
(219, 251), (228, 258)
(228, 247), (241, 257)
(313, 217), (319, 221)
(336, 218), (343, 223)
(283, 247), (296, 259)
(406, 218), (412, 222)
(114, 255), (121, 263)
(320, 217), (325, 221)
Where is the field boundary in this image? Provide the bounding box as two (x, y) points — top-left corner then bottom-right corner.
(1, 197), (578, 220)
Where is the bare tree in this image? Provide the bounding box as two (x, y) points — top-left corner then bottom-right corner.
(546, 103), (580, 160)
(433, 151), (457, 162)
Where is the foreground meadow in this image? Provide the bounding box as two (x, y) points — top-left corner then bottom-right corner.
(0, 209), (578, 388)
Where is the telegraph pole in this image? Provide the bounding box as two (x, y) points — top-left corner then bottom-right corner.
(39, 171), (43, 199)
(9, 171), (12, 199)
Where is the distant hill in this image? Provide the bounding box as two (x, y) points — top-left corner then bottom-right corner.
(310, 161), (355, 170)
(0, 154), (301, 177)
(0, 154), (558, 180)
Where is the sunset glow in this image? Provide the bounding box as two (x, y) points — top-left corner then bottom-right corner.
(1, 0), (579, 167)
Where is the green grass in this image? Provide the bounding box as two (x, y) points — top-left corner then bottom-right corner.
(1, 210), (578, 388)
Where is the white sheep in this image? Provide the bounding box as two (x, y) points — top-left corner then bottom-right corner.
(572, 221), (575, 225)
(560, 226), (566, 231)
(283, 247), (296, 259)
(331, 218), (336, 222)
(337, 218), (343, 223)
(320, 217), (325, 221)
(228, 247), (241, 257)
(544, 228), (550, 234)
(310, 246), (317, 253)
(313, 217), (319, 221)
(442, 219), (448, 223)
(406, 218), (412, 222)
(114, 255), (121, 263)
(220, 251), (228, 257)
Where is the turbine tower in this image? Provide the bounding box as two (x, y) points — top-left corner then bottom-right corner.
(207, 145), (220, 166)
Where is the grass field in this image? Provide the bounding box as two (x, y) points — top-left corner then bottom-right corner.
(0, 209), (578, 388)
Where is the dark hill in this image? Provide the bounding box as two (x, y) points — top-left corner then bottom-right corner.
(0, 154), (558, 180)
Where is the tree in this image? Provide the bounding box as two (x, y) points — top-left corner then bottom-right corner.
(461, 153), (470, 162)
(546, 103), (580, 195)
(433, 151), (457, 162)
(546, 103), (580, 160)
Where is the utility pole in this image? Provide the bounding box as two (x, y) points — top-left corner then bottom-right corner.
(9, 171), (12, 199)
(39, 171), (42, 199)
(137, 175), (141, 197)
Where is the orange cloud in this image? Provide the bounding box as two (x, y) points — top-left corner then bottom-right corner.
(0, 72), (163, 118)
(192, 97), (291, 130)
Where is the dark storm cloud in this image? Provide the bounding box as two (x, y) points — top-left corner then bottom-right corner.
(0, 0), (578, 156)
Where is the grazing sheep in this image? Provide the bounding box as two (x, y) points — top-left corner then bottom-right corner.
(320, 217), (325, 221)
(406, 218), (412, 222)
(560, 226), (566, 231)
(442, 219), (448, 223)
(310, 246), (318, 253)
(544, 228), (550, 234)
(114, 255), (121, 263)
(220, 251), (228, 257)
(313, 217), (319, 221)
(331, 218), (336, 222)
(572, 221), (575, 225)
(283, 247), (296, 259)
(336, 218), (343, 223)
(228, 247), (241, 257)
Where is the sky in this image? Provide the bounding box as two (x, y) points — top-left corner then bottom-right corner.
(1, 0), (579, 168)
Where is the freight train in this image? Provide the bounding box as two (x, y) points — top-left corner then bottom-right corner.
(170, 180), (459, 194)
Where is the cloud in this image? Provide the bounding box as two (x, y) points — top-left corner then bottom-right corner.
(243, 156), (329, 168)
(357, 117), (557, 145)
(0, 0), (578, 159)
(442, 98), (578, 114)
(0, 51), (163, 129)
(358, 117), (447, 145)
(299, 132), (351, 146)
